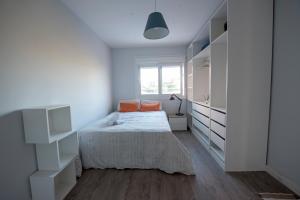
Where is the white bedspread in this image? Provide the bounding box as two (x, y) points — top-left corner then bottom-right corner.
(79, 111), (194, 175)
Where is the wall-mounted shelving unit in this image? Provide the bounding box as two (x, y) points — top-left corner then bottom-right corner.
(30, 160), (76, 200)
(185, 1), (228, 168)
(186, 0), (273, 171)
(35, 132), (78, 171)
(23, 105), (78, 200)
(23, 105), (72, 144)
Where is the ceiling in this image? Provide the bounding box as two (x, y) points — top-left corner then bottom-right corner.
(62, 0), (223, 48)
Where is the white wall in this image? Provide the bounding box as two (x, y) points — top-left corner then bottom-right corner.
(112, 46), (187, 114)
(267, 0), (300, 194)
(0, 0), (112, 199)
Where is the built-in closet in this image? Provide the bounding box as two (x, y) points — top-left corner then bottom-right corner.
(186, 0), (273, 171)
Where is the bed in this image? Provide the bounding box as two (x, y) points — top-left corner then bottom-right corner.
(78, 111), (194, 175)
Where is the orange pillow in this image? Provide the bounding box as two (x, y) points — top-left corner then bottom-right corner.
(140, 102), (160, 112)
(119, 102), (139, 112)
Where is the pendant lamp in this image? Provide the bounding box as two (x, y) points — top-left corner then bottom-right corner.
(144, 0), (169, 39)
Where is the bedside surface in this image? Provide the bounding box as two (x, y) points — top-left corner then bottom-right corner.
(168, 114), (187, 131)
(168, 114), (186, 118)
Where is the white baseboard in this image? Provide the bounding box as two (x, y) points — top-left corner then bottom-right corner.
(266, 165), (300, 196)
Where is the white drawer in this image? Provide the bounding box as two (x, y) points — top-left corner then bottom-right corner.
(192, 103), (210, 117)
(211, 120), (226, 139)
(192, 110), (209, 127)
(211, 109), (226, 126)
(210, 131), (225, 151)
(192, 118), (210, 137)
(169, 117), (187, 131)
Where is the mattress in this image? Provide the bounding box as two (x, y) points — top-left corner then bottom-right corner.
(78, 111), (194, 175)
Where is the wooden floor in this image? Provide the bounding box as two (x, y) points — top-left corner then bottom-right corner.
(66, 132), (293, 200)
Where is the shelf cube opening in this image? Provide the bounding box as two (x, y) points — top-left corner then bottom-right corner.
(48, 106), (72, 137)
(58, 133), (78, 168)
(54, 161), (76, 200)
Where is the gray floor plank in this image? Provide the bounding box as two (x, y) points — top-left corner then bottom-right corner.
(66, 132), (293, 200)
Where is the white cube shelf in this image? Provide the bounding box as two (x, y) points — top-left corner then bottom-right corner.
(36, 132), (78, 170)
(58, 133), (78, 169)
(30, 160), (76, 200)
(23, 105), (72, 144)
(23, 105), (77, 200)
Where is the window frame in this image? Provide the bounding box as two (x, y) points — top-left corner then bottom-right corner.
(138, 62), (184, 97)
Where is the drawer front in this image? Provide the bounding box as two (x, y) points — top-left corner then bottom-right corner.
(211, 120), (226, 138)
(192, 103), (210, 117)
(169, 117), (187, 131)
(211, 109), (226, 125)
(192, 110), (209, 127)
(193, 118), (209, 137)
(210, 131), (225, 151)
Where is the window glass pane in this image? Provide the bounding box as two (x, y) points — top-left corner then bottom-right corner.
(140, 67), (159, 94)
(162, 66), (181, 94)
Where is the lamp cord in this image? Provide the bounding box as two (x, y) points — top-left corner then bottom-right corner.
(154, 0), (157, 11)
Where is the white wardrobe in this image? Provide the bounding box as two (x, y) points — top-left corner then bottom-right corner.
(187, 0), (273, 171)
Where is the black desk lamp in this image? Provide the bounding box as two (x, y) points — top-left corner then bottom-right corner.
(169, 94), (184, 116)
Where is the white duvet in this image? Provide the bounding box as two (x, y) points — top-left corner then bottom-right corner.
(79, 111), (194, 175)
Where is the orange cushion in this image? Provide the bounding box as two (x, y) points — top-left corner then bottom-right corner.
(140, 102), (161, 112)
(119, 102), (139, 112)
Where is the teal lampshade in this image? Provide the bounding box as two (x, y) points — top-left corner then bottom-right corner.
(144, 12), (169, 39)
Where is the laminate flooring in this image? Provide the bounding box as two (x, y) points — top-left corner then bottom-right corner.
(66, 132), (293, 200)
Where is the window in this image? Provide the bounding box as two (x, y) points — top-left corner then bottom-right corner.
(140, 67), (159, 95)
(139, 64), (183, 95)
(161, 66), (181, 94)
